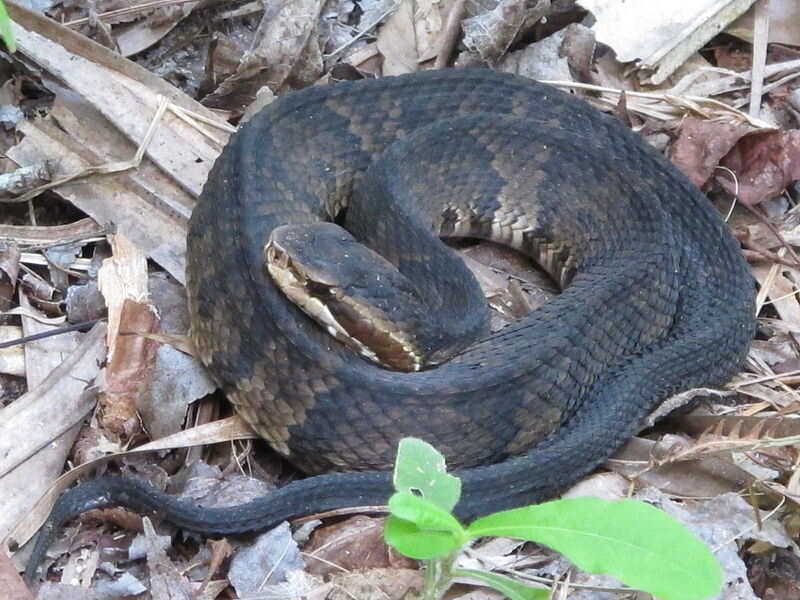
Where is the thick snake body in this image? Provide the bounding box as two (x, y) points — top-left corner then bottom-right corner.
(25, 69), (755, 580)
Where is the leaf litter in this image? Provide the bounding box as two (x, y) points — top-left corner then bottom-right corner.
(0, 0), (800, 598)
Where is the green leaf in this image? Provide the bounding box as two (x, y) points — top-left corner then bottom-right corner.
(454, 569), (550, 600)
(393, 437), (461, 511)
(384, 515), (464, 560)
(384, 492), (467, 559)
(466, 498), (722, 600)
(388, 491), (465, 535)
(0, 0), (15, 54)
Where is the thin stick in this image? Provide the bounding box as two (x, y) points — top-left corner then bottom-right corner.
(748, 0), (771, 117)
(434, 0), (466, 69)
(0, 319), (103, 349)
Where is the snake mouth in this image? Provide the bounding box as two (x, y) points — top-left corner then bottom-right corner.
(264, 229), (425, 371)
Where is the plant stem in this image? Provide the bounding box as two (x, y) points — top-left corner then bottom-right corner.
(422, 553), (458, 600)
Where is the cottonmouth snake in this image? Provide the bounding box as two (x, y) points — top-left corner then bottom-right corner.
(24, 69), (755, 581)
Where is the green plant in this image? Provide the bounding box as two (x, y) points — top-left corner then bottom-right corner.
(384, 438), (723, 600)
(0, 0), (14, 54)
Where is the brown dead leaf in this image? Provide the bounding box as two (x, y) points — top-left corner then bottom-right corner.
(681, 415), (800, 440)
(0, 218), (103, 248)
(713, 45), (752, 72)
(378, 0), (455, 75)
(752, 263), (800, 332)
(501, 23), (593, 83)
(740, 208), (800, 252)
(0, 323), (105, 549)
(749, 337), (798, 370)
(727, 0), (800, 46)
(101, 297), (158, 436)
(202, 0), (325, 112)
(135, 274), (214, 440)
(328, 568), (423, 600)
(0, 549), (33, 600)
(201, 33), (246, 97)
(198, 538), (233, 592)
(721, 129), (800, 205)
(749, 547), (800, 600)
(304, 515), (415, 577)
(0, 241), (19, 312)
(17, 293), (78, 387)
(462, 0), (550, 63)
(669, 116), (754, 188)
(342, 42), (383, 76)
(0, 326), (24, 377)
(143, 517), (194, 600)
(9, 111), (191, 284)
(98, 234), (158, 437)
(228, 522), (304, 595)
(607, 435), (757, 498)
(114, 2), (200, 57)
(35, 583), (109, 600)
(458, 240), (556, 330)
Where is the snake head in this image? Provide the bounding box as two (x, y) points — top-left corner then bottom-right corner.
(265, 223), (433, 371)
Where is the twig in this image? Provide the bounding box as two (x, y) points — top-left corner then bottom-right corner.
(325, 1), (400, 59)
(748, 0), (771, 118)
(64, 0), (200, 26)
(538, 80), (775, 129)
(434, 0), (466, 69)
(0, 319), (104, 349)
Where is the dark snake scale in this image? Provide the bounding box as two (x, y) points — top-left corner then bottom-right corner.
(24, 69), (756, 581)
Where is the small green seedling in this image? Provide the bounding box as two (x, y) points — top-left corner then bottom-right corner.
(384, 438), (723, 600)
(0, 0), (14, 54)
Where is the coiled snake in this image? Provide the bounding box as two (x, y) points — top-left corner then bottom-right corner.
(24, 69), (755, 581)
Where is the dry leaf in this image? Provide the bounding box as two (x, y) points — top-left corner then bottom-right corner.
(377, 0), (455, 75)
(0, 549), (33, 600)
(304, 515), (415, 577)
(0, 323), (105, 547)
(721, 129), (800, 206)
(202, 0), (325, 111)
(607, 435), (757, 498)
(143, 517), (194, 600)
(0, 326), (24, 377)
(462, 0), (551, 63)
(670, 116), (754, 187)
(727, 0), (800, 46)
(136, 273), (214, 440)
(578, 0), (758, 84)
(115, 2), (200, 57)
(500, 23), (574, 81)
(228, 522), (304, 595)
(0, 241), (19, 312)
(328, 568), (423, 600)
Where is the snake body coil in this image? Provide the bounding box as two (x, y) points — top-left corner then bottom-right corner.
(25, 69), (755, 581)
